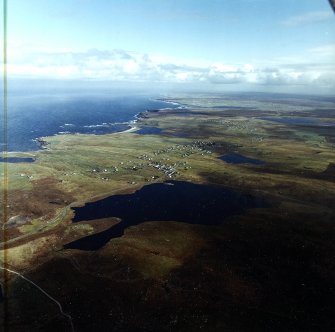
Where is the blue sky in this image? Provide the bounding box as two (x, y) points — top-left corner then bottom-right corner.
(4, 0), (335, 93)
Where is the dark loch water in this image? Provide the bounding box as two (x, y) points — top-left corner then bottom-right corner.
(135, 127), (163, 135)
(260, 117), (335, 127)
(3, 89), (175, 152)
(0, 157), (35, 163)
(64, 181), (269, 250)
(220, 153), (265, 165)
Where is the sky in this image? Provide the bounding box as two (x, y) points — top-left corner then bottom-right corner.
(3, 0), (335, 94)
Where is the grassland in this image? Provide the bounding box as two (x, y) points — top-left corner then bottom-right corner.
(1, 92), (335, 331)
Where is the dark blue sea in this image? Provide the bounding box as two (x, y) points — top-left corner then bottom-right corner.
(2, 87), (175, 152)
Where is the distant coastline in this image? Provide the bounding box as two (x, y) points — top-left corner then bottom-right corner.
(2, 95), (179, 153)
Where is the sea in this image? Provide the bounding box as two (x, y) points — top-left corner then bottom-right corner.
(1, 85), (176, 152)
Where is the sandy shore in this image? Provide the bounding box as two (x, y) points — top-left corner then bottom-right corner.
(121, 124), (138, 133)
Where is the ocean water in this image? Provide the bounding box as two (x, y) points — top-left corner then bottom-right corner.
(2, 88), (174, 152)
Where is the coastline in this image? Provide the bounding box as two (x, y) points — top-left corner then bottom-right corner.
(1, 99), (182, 156)
(121, 124), (138, 133)
(2, 93), (335, 332)
(34, 99), (182, 149)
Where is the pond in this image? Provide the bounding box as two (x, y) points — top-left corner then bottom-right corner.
(0, 157), (35, 163)
(259, 117), (335, 127)
(64, 181), (269, 250)
(219, 153), (265, 165)
(135, 127), (163, 135)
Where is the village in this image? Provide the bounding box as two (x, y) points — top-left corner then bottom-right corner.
(85, 140), (217, 182)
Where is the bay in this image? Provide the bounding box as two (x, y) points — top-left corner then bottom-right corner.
(2, 88), (174, 152)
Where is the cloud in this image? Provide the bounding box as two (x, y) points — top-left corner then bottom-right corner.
(282, 11), (332, 26)
(207, 61), (335, 87)
(309, 44), (335, 58)
(208, 63), (246, 84)
(4, 45), (335, 91)
(6, 47), (208, 83)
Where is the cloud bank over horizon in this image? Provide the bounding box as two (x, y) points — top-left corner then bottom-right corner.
(5, 45), (335, 94)
(4, 1), (335, 94)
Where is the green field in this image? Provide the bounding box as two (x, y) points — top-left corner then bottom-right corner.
(1, 93), (335, 331)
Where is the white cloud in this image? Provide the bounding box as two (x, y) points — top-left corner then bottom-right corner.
(3, 45), (335, 92)
(309, 44), (335, 58)
(242, 64), (254, 73)
(207, 62), (335, 87)
(210, 63), (239, 73)
(282, 11), (332, 26)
